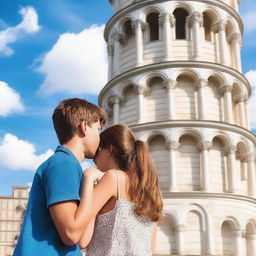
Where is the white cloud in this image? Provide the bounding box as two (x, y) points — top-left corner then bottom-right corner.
(0, 81), (24, 116)
(81, 159), (95, 170)
(243, 12), (256, 32)
(0, 6), (40, 56)
(0, 133), (53, 171)
(37, 25), (108, 95)
(245, 70), (256, 129)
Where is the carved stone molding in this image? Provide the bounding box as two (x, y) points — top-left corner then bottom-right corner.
(187, 12), (203, 27)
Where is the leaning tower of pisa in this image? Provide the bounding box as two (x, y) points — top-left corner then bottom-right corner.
(99, 0), (256, 255)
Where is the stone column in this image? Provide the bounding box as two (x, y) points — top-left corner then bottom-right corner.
(175, 224), (185, 255)
(107, 44), (114, 80)
(237, 95), (247, 128)
(112, 96), (120, 124)
(245, 100), (251, 130)
(163, 79), (177, 120)
(220, 85), (233, 123)
(233, 230), (244, 256)
(112, 31), (123, 76)
(228, 33), (242, 72)
(198, 142), (212, 192)
(134, 20), (145, 67)
(167, 141), (179, 192)
(247, 152), (256, 197)
(245, 234), (256, 255)
(212, 21), (228, 65)
(196, 79), (208, 120)
(136, 86), (147, 124)
(160, 13), (175, 61)
(224, 145), (237, 193)
(188, 12), (203, 60)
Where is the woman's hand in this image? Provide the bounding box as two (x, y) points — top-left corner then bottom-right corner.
(83, 167), (104, 183)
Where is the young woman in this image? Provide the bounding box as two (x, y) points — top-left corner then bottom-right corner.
(79, 124), (163, 256)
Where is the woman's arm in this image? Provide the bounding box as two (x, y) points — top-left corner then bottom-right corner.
(78, 169), (117, 248)
(151, 222), (157, 254)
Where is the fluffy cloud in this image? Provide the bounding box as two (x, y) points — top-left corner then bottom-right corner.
(0, 6), (40, 56)
(0, 81), (24, 116)
(37, 25), (108, 95)
(245, 70), (256, 129)
(243, 12), (256, 32)
(0, 134), (53, 171)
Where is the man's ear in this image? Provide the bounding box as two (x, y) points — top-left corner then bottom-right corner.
(80, 121), (87, 137)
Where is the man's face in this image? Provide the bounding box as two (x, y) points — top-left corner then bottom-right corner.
(84, 121), (101, 159)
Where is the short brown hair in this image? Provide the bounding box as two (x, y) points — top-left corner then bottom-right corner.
(52, 98), (107, 144)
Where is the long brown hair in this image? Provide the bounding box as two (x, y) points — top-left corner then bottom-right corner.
(99, 124), (163, 222)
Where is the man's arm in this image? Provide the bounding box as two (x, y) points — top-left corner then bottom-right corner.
(49, 175), (95, 246)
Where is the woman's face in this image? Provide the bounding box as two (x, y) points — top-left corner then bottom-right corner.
(93, 147), (109, 172)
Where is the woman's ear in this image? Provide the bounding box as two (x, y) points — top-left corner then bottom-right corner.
(106, 145), (113, 156)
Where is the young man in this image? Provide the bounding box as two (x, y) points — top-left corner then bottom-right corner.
(14, 98), (107, 256)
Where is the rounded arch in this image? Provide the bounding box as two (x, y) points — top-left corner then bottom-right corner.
(119, 16), (134, 39)
(140, 71), (169, 88)
(179, 204), (209, 231)
(143, 130), (170, 144)
(225, 19), (236, 37)
(172, 128), (204, 145)
(202, 8), (219, 41)
(209, 131), (233, 147)
(245, 218), (256, 232)
(174, 68), (201, 82)
(219, 216), (241, 231)
(171, 3), (194, 15)
(140, 5), (164, 21)
(205, 71), (227, 86)
(231, 79), (247, 95)
(202, 7), (219, 22)
(119, 80), (137, 98)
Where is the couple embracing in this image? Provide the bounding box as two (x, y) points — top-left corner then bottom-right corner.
(14, 98), (163, 256)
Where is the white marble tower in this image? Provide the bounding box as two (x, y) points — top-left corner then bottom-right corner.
(99, 0), (256, 255)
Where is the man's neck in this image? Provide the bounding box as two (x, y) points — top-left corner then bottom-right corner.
(62, 141), (84, 162)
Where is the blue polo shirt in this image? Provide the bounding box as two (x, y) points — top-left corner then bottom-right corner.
(14, 145), (83, 256)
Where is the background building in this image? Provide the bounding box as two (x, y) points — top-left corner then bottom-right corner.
(100, 0), (256, 255)
(0, 186), (29, 256)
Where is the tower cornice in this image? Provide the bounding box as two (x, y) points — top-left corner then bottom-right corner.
(104, 0), (244, 41)
(128, 120), (256, 147)
(99, 61), (251, 104)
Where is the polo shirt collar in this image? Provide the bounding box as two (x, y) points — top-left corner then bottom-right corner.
(55, 145), (81, 164)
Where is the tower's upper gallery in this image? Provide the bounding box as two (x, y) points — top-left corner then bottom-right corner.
(109, 0), (241, 13)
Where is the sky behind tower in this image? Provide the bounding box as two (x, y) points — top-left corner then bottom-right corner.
(0, 0), (255, 195)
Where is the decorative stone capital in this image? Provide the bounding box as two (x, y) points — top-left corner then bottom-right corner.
(219, 84), (233, 95)
(107, 44), (114, 56)
(108, 90), (123, 105)
(112, 30), (126, 43)
(163, 79), (177, 90)
(159, 13), (175, 27)
(212, 20), (226, 33)
(232, 230), (245, 238)
(167, 140), (179, 151)
(223, 145), (237, 155)
(197, 141), (212, 152)
(135, 85), (148, 95)
(133, 19), (146, 31)
(194, 79), (208, 90)
(174, 224), (185, 232)
(227, 32), (242, 45)
(187, 12), (203, 27)
(246, 152), (256, 162)
(233, 94), (247, 103)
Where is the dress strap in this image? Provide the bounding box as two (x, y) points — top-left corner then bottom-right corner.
(114, 170), (120, 200)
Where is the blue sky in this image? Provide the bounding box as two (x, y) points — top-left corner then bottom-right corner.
(0, 0), (255, 195)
